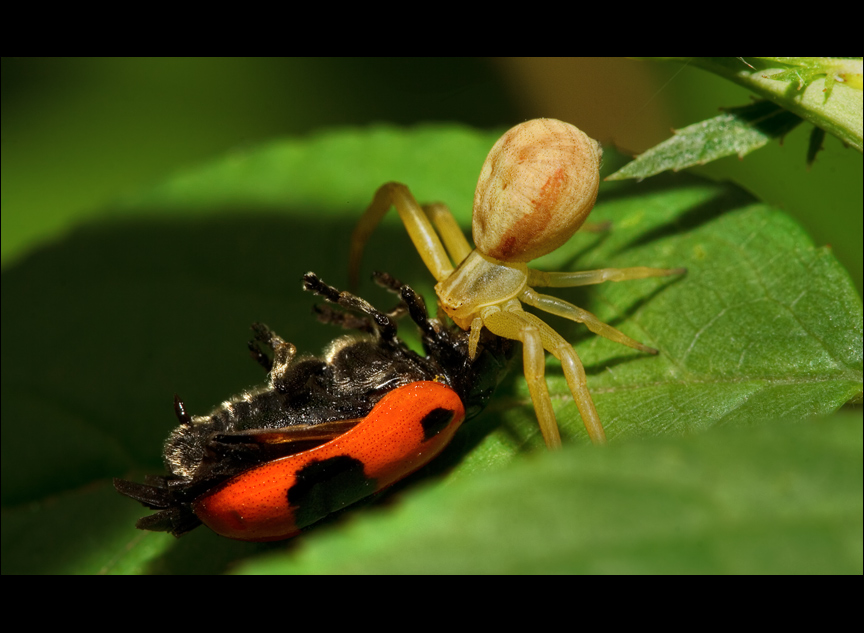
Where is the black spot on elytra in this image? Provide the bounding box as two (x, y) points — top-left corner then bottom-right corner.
(420, 407), (455, 441)
(288, 455), (377, 529)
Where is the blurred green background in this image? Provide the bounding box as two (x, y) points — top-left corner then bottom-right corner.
(2, 58), (860, 575)
(3, 57), (862, 292)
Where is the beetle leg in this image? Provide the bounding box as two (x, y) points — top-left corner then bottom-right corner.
(350, 182), (456, 290)
(371, 270), (405, 293)
(248, 323), (277, 371)
(304, 272), (397, 342)
(398, 285), (437, 340)
(249, 322), (296, 382)
(365, 271), (411, 320)
(269, 339), (296, 385)
(248, 340), (273, 372)
(312, 304), (377, 334)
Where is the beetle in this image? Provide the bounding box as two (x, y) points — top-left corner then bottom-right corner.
(115, 271), (512, 541)
(350, 118), (685, 449)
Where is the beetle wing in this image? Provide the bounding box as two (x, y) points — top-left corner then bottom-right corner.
(211, 418), (364, 458)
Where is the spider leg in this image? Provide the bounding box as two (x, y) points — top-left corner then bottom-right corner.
(517, 310), (606, 446)
(481, 304), (560, 450)
(482, 301), (607, 448)
(422, 202), (473, 264)
(350, 182), (456, 290)
(529, 266), (686, 288)
(521, 288), (657, 354)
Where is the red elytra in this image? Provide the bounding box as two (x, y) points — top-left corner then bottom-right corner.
(194, 380), (465, 541)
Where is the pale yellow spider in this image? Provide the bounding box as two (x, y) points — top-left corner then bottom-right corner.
(350, 118), (684, 450)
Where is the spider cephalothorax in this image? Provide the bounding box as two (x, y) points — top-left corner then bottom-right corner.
(350, 118), (685, 449)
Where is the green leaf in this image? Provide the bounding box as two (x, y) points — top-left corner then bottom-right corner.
(665, 57), (863, 152)
(2, 124), (861, 574)
(611, 57), (863, 181)
(606, 101), (803, 181)
(754, 57), (863, 100)
(235, 414), (863, 574)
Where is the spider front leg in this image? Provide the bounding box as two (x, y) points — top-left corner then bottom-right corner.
(349, 183), (471, 289)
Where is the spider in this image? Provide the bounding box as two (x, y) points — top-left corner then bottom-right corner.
(349, 118), (684, 449)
